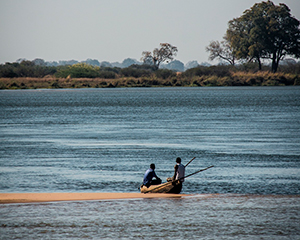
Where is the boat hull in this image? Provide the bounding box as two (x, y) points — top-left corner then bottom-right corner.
(140, 181), (182, 194)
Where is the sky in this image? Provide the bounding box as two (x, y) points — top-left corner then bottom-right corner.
(1, 0), (300, 65)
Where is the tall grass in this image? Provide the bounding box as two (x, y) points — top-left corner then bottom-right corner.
(0, 71), (299, 90)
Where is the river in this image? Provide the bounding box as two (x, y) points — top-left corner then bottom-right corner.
(1, 86), (299, 239)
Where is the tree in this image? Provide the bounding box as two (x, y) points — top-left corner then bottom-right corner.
(227, 1), (300, 72)
(141, 43), (178, 69)
(56, 63), (100, 78)
(206, 37), (235, 65)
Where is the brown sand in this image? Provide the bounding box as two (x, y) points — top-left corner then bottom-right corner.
(0, 192), (188, 204)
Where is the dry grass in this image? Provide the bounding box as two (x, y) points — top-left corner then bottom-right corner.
(0, 71), (299, 90)
(231, 71), (297, 86)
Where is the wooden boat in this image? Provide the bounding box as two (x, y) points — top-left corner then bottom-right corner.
(140, 165), (214, 194)
(140, 180), (182, 194)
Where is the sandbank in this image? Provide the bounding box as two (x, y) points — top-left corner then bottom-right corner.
(0, 192), (188, 204)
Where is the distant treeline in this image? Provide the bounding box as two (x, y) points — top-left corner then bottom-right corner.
(0, 61), (173, 79)
(1, 70), (299, 90)
(1, 59), (300, 78)
(0, 60), (300, 89)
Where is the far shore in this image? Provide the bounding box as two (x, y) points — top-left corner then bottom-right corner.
(0, 192), (188, 204)
(1, 71), (299, 90)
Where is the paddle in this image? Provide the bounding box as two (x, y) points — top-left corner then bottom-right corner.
(143, 165), (214, 194)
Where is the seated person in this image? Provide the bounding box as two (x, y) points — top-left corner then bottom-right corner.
(143, 163), (161, 188)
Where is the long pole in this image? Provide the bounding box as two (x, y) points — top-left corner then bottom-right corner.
(179, 165), (214, 181)
(185, 157), (196, 167)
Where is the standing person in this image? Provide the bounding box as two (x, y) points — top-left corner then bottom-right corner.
(173, 157), (185, 182)
(166, 157), (186, 193)
(143, 163), (161, 188)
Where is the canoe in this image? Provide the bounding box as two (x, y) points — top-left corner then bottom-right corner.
(140, 157), (196, 194)
(140, 165), (214, 194)
(140, 180), (182, 194)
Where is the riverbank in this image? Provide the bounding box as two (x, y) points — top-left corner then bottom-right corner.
(1, 71), (299, 89)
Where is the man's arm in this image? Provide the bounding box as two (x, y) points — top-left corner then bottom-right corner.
(153, 171), (160, 180)
(172, 164), (178, 180)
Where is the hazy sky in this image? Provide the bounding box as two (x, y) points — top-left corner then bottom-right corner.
(1, 0), (299, 65)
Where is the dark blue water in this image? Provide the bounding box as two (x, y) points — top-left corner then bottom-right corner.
(1, 86), (300, 239)
(1, 87), (300, 194)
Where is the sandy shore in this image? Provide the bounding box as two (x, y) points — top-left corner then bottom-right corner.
(0, 192), (188, 204)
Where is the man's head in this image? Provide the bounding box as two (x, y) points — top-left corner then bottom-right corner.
(176, 157), (181, 163)
(150, 163), (155, 170)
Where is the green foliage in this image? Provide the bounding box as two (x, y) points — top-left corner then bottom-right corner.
(101, 67), (120, 74)
(0, 62), (19, 78)
(182, 65), (233, 78)
(227, 1), (300, 72)
(0, 61), (57, 78)
(55, 63), (118, 79)
(1, 57), (300, 90)
(0, 60), (121, 79)
(121, 68), (149, 78)
(98, 71), (116, 79)
(56, 63), (99, 78)
(120, 64), (155, 78)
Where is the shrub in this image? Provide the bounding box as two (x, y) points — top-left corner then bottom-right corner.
(294, 77), (300, 85)
(202, 76), (219, 86)
(155, 69), (176, 79)
(99, 71), (116, 79)
(0, 61), (57, 78)
(182, 65), (232, 78)
(64, 63), (100, 78)
(121, 67), (152, 78)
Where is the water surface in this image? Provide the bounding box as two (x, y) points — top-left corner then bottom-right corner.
(1, 86), (299, 239)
